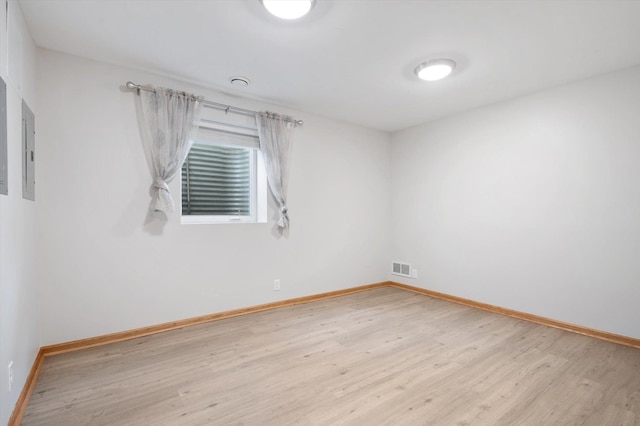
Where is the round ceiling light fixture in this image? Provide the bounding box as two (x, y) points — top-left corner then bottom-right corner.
(261, 0), (315, 20)
(414, 59), (456, 81)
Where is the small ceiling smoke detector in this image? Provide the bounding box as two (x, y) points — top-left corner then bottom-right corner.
(230, 77), (250, 87)
(261, 0), (315, 20)
(414, 59), (456, 81)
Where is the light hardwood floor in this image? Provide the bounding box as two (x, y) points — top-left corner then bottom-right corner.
(22, 287), (640, 425)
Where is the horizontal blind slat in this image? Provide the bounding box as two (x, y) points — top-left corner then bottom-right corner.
(182, 143), (252, 216)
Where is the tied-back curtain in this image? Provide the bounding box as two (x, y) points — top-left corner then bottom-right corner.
(137, 85), (203, 212)
(256, 112), (295, 229)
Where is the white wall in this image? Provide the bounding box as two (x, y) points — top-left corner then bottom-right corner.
(0, 2), (39, 424)
(36, 49), (391, 346)
(391, 66), (640, 339)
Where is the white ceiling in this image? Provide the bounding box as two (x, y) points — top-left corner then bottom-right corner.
(18, 0), (640, 132)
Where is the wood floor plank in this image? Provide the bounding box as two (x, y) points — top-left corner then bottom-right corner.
(22, 287), (640, 425)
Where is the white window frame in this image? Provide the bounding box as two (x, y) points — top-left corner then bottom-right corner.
(180, 113), (268, 225)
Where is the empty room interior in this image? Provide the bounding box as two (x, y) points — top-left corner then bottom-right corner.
(2, 0), (640, 424)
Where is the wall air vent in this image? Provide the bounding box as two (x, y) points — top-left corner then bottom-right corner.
(392, 261), (411, 278)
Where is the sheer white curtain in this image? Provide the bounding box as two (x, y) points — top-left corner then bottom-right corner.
(256, 112), (295, 229)
(136, 85), (203, 212)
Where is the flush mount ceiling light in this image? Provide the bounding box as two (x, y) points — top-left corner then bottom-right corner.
(261, 0), (315, 20)
(414, 59), (456, 81)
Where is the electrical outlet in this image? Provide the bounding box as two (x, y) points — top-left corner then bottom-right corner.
(8, 361), (13, 392)
(411, 269), (418, 279)
(273, 279), (281, 291)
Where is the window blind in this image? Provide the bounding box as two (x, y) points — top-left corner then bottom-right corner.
(182, 143), (251, 216)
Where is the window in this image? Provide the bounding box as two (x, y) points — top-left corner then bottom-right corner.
(180, 110), (267, 224)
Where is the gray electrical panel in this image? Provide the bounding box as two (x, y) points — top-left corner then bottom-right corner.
(22, 100), (35, 201)
(0, 78), (7, 196)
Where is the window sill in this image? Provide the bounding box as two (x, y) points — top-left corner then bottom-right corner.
(181, 215), (266, 225)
